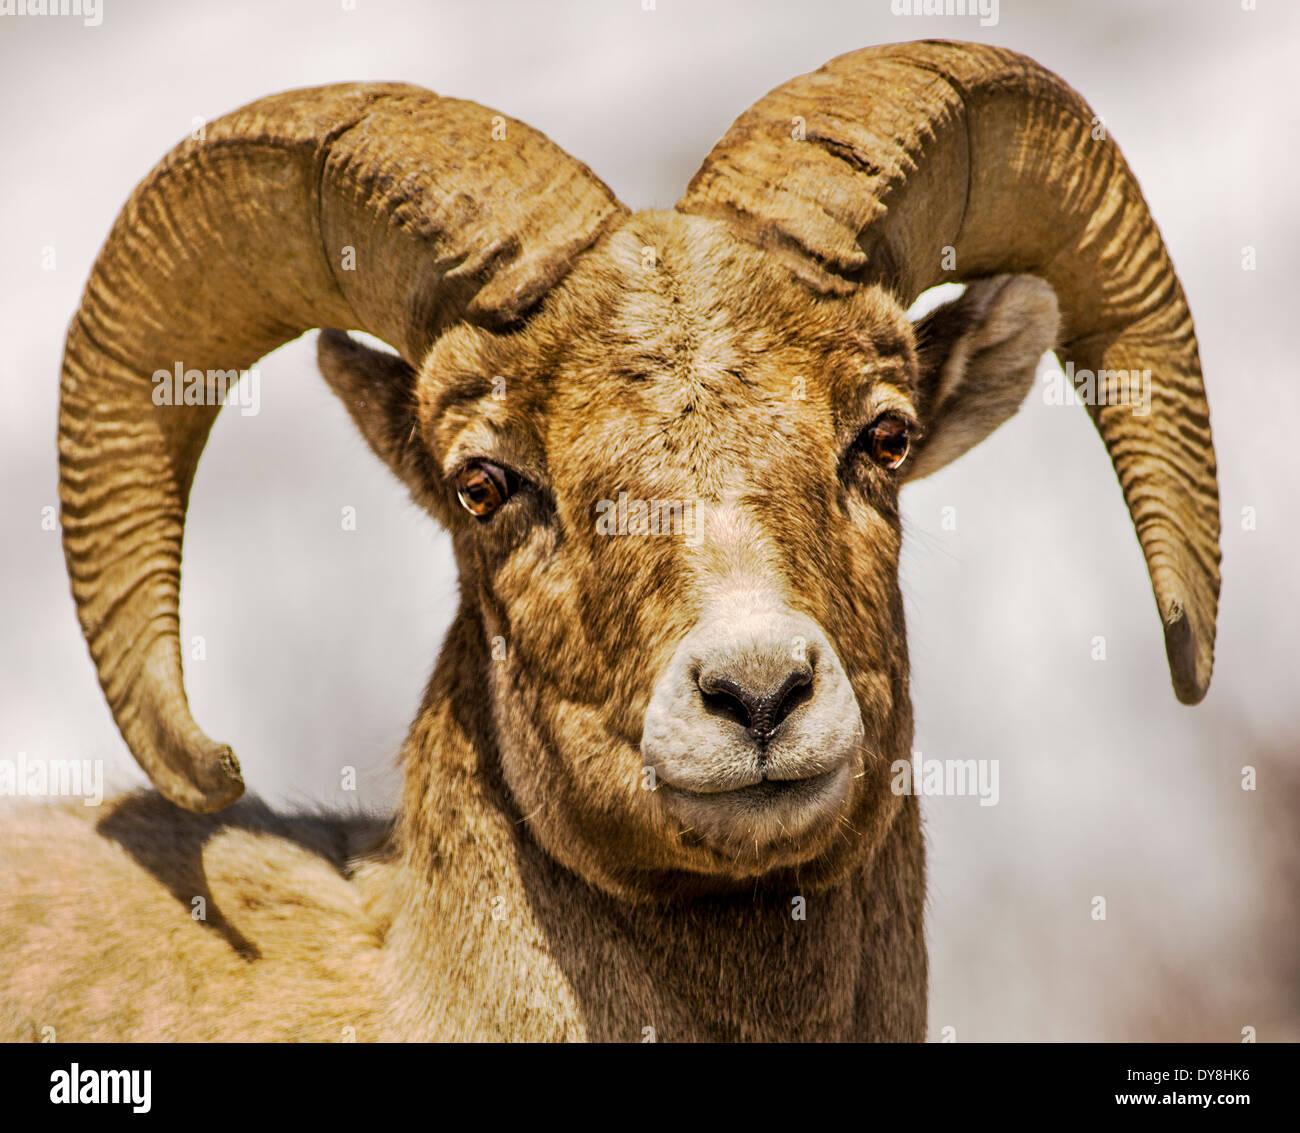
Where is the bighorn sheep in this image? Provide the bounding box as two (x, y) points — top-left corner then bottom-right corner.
(1, 41), (1220, 1041)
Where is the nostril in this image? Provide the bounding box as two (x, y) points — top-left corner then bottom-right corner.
(699, 679), (753, 732)
(697, 664), (814, 744)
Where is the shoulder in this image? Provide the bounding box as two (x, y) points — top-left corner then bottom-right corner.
(0, 792), (391, 1040)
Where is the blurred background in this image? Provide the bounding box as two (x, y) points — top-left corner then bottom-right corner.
(1, 0), (1295, 1041)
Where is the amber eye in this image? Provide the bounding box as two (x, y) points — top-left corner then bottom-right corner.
(455, 461), (513, 519)
(861, 415), (911, 471)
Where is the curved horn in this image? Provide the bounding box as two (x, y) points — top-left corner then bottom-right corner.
(678, 40), (1220, 705)
(60, 83), (626, 812)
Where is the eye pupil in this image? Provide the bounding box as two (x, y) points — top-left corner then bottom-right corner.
(455, 461), (511, 517)
(866, 416), (911, 471)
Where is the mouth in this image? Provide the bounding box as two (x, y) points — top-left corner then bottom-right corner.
(662, 768), (840, 802)
(656, 762), (852, 850)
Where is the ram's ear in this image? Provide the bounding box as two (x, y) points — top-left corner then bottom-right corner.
(903, 275), (1060, 482)
(316, 329), (440, 507)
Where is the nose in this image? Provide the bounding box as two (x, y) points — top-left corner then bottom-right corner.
(696, 652), (814, 745)
(641, 599), (864, 825)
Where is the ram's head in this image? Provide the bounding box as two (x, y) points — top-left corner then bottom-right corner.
(60, 42), (1220, 901)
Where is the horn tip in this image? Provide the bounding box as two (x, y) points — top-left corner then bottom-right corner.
(159, 742), (245, 814)
(1162, 597), (1213, 706)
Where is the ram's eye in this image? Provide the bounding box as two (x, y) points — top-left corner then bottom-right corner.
(860, 415), (912, 471)
(455, 461), (513, 518)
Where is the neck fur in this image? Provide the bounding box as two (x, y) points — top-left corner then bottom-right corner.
(374, 605), (927, 1041)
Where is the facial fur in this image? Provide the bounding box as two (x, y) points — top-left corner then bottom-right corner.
(416, 212), (920, 901)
